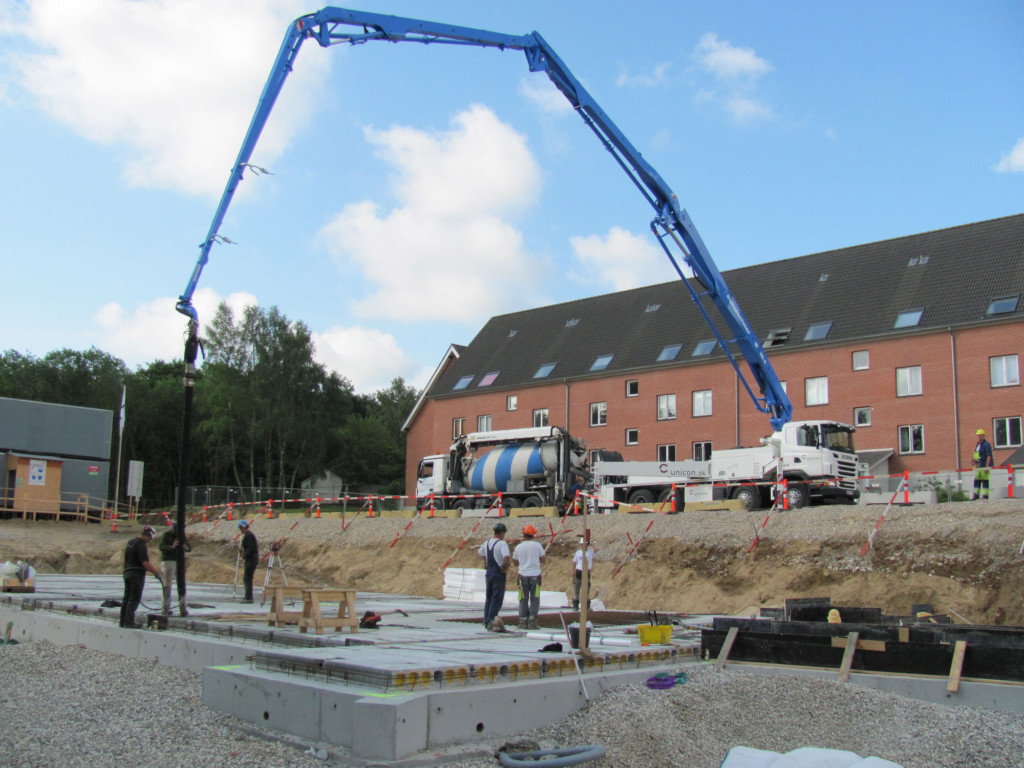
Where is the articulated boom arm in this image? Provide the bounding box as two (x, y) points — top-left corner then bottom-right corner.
(176, 6), (793, 429)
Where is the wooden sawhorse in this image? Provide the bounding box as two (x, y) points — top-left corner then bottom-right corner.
(264, 586), (306, 627)
(298, 588), (359, 635)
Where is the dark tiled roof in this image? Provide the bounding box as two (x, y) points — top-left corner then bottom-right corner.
(431, 214), (1024, 397)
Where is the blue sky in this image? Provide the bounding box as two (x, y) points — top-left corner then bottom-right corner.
(2, 1), (1022, 393)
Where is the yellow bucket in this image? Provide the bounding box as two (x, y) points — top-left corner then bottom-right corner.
(637, 624), (672, 644)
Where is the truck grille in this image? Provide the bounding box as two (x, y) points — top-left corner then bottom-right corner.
(837, 459), (858, 490)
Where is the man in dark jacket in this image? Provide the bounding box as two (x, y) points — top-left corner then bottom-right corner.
(158, 521), (191, 616)
(239, 520), (259, 603)
(120, 525), (162, 628)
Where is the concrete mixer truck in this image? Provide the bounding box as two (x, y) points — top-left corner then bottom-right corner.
(415, 426), (588, 513)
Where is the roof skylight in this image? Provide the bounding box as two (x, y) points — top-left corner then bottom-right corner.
(987, 295), (1019, 315)
(533, 363), (556, 379)
(692, 340), (717, 356)
(478, 372), (499, 387)
(804, 322), (833, 341)
(590, 354), (614, 371)
(657, 344), (682, 362)
(453, 375), (474, 390)
(893, 309), (923, 329)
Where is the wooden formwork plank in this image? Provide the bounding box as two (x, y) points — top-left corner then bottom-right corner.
(715, 626), (739, 671)
(838, 631), (860, 682)
(948, 640), (967, 692)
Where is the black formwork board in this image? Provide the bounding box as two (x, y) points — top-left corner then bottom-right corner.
(701, 627), (1024, 682)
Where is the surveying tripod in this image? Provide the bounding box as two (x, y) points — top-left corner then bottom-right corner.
(263, 540), (289, 589)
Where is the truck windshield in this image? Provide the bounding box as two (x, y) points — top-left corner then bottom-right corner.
(821, 425), (855, 453)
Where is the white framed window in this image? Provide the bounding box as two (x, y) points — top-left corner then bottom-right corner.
(692, 389), (712, 417)
(693, 441), (712, 461)
(898, 424), (925, 454)
(991, 355), (1020, 387)
(625, 428), (639, 445)
(896, 366), (923, 397)
(854, 407), (871, 427)
(507, 395), (518, 411)
(590, 401), (607, 427)
(452, 417), (466, 439)
(532, 408), (549, 428)
(805, 377), (829, 406)
(657, 394), (677, 420)
(994, 417), (1023, 448)
(477, 415), (492, 432)
(626, 380), (639, 397)
(657, 444), (676, 462)
(852, 350), (869, 370)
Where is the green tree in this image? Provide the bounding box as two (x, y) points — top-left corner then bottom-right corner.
(199, 302), (355, 495)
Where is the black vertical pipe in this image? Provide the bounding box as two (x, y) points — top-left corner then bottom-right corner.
(175, 320), (200, 610)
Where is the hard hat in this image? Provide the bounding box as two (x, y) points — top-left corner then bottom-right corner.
(493, 522), (507, 533)
(238, 520), (249, 528)
(976, 429), (986, 435)
(523, 525), (537, 536)
(141, 526), (156, 537)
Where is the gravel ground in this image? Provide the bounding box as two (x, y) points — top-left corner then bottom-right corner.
(4, 641), (1024, 768)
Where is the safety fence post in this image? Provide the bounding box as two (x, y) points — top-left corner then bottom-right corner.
(671, 483), (677, 513)
(111, 510), (117, 533)
(368, 496), (374, 518)
(429, 493), (436, 518)
(1009, 465), (1014, 499)
(316, 496), (322, 518)
(497, 491), (503, 516)
(903, 471), (910, 505)
(781, 478), (789, 511)
(202, 506), (207, 523)
(227, 502), (233, 521)
(266, 499), (273, 520)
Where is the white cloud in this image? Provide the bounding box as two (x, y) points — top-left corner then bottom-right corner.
(695, 33), (772, 81)
(726, 95), (774, 124)
(995, 137), (1024, 173)
(519, 75), (573, 114)
(692, 33), (775, 124)
(616, 62), (673, 89)
(568, 226), (671, 291)
(93, 288), (257, 366)
(5, 0), (326, 197)
(317, 104), (547, 321)
(313, 326), (419, 394)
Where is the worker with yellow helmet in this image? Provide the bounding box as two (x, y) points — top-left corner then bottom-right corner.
(972, 428), (994, 500)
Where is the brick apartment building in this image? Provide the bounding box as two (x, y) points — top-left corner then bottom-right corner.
(403, 214), (1024, 497)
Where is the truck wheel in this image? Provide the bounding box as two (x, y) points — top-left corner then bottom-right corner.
(657, 488), (673, 503)
(453, 498), (471, 511)
(627, 489), (655, 506)
(732, 486), (760, 511)
(521, 496), (542, 508)
(785, 483), (809, 509)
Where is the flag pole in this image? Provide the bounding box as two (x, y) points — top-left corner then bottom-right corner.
(113, 384), (126, 517)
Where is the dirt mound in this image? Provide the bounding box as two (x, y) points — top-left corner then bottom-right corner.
(2, 499), (1022, 625)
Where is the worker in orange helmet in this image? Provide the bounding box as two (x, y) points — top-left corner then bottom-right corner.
(512, 524), (546, 630)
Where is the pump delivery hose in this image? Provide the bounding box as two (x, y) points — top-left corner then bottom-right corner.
(498, 744), (606, 767)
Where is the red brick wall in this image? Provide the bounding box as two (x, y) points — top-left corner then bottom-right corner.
(405, 320), (1023, 494)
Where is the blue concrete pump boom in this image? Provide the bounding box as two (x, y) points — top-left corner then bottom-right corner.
(175, 6), (794, 431)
